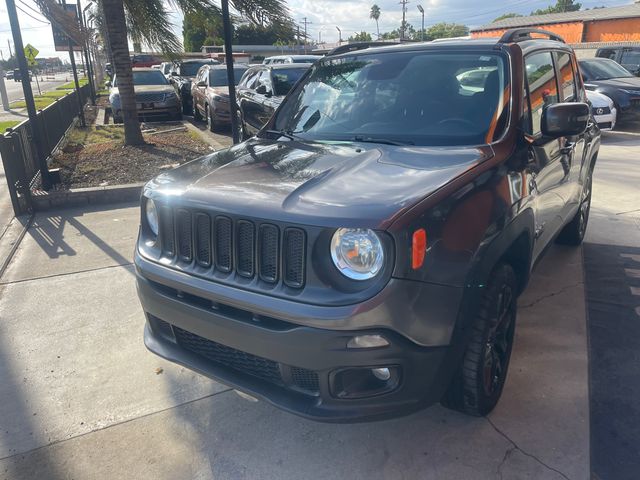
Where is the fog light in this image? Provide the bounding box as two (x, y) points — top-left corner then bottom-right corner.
(372, 367), (391, 381)
(347, 334), (389, 349)
(330, 366), (400, 399)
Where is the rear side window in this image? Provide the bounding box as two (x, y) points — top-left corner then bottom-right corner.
(555, 52), (576, 101)
(525, 51), (559, 135)
(621, 49), (640, 68)
(596, 49), (617, 60)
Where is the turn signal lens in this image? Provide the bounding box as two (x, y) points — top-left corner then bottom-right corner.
(412, 228), (427, 269)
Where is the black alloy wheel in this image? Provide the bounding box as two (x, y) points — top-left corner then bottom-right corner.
(442, 264), (518, 416)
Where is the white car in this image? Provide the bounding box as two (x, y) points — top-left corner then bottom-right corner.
(263, 55), (320, 65)
(586, 90), (616, 131)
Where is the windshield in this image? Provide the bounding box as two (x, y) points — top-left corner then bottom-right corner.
(580, 59), (633, 80)
(181, 61), (215, 76)
(272, 68), (308, 95)
(209, 67), (248, 86)
(273, 51), (509, 146)
(113, 70), (168, 87)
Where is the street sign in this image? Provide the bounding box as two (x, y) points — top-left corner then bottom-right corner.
(24, 43), (39, 67)
(52, 4), (82, 52)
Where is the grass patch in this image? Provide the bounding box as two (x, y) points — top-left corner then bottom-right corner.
(12, 90), (73, 109)
(0, 120), (20, 132)
(67, 125), (125, 146)
(56, 78), (89, 90)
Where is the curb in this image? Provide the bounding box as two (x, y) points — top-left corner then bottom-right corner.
(31, 183), (144, 212)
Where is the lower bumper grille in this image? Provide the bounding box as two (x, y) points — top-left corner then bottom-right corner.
(169, 323), (320, 394)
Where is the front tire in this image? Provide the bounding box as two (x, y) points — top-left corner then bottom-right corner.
(442, 264), (517, 416)
(556, 169), (593, 246)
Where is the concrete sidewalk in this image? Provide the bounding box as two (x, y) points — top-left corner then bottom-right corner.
(0, 202), (588, 479)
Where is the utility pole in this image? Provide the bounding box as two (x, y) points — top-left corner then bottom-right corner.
(336, 26), (342, 44)
(221, 0), (239, 144)
(61, 0), (86, 127)
(417, 5), (425, 42)
(301, 17), (312, 53)
(5, 0), (51, 189)
(7, 40), (13, 58)
(0, 66), (9, 112)
(399, 0), (410, 41)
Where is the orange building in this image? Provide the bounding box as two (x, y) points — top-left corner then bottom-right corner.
(470, 3), (640, 44)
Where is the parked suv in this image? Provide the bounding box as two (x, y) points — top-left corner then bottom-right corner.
(136, 30), (600, 422)
(596, 46), (640, 76)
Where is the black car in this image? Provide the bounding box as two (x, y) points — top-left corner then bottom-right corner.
(596, 46), (640, 76)
(136, 30), (599, 422)
(236, 63), (311, 139)
(579, 58), (640, 124)
(169, 58), (220, 114)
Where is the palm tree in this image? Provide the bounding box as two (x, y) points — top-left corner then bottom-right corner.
(370, 4), (381, 39)
(36, 0), (292, 146)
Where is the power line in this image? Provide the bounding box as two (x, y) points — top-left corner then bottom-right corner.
(17, 0), (50, 20)
(15, 4), (50, 24)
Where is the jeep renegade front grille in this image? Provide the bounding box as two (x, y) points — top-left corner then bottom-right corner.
(158, 208), (306, 288)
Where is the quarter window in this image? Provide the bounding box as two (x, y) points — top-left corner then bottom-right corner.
(525, 51), (559, 135)
(555, 52), (576, 101)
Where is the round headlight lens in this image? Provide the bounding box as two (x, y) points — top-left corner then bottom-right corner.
(145, 198), (159, 236)
(331, 228), (384, 280)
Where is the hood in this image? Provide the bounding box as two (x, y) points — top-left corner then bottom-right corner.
(209, 86), (230, 97)
(146, 139), (493, 228)
(588, 76), (640, 89)
(586, 90), (613, 108)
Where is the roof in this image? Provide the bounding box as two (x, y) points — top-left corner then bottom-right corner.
(248, 63), (313, 70)
(471, 3), (640, 32)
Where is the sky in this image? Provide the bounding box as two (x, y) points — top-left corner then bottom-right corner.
(0, 0), (633, 61)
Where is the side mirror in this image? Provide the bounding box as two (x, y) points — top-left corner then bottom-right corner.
(197, 80), (206, 87)
(255, 84), (269, 95)
(171, 70), (177, 76)
(541, 102), (590, 138)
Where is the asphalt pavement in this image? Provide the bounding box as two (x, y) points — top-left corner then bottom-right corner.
(1, 73), (69, 105)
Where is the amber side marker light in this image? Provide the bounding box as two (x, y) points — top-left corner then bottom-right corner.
(412, 229), (427, 269)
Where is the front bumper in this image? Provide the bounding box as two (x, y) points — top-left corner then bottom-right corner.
(136, 252), (462, 422)
(593, 107), (616, 131)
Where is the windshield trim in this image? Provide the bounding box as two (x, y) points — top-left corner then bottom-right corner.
(270, 48), (513, 148)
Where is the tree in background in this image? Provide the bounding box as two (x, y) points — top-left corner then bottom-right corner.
(381, 21), (415, 40)
(370, 4), (381, 39)
(493, 13), (524, 22)
(532, 0), (581, 15)
(349, 31), (373, 42)
(424, 22), (469, 40)
(234, 24), (297, 45)
(183, 10), (224, 52)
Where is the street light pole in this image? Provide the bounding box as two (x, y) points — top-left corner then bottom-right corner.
(417, 5), (425, 42)
(336, 26), (342, 44)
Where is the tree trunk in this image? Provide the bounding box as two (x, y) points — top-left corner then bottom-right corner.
(101, 0), (143, 145)
(376, 20), (379, 39)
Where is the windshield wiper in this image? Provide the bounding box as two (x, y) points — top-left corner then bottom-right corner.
(351, 135), (414, 146)
(261, 129), (305, 141)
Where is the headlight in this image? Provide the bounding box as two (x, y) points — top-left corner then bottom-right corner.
(331, 228), (384, 280)
(145, 198), (159, 236)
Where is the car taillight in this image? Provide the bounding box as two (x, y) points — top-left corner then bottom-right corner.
(412, 229), (427, 270)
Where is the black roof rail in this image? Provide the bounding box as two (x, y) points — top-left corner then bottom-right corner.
(498, 28), (565, 44)
(325, 41), (400, 57)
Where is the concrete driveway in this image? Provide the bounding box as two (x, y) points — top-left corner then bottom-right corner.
(0, 132), (638, 479)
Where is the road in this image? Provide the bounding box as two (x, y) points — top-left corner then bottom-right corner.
(0, 72), (70, 106)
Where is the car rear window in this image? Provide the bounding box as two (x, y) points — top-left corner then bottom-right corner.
(272, 68), (308, 96)
(113, 70), (168, 86)
(274, 51), (510, 146)
(209, 67), (248, 86)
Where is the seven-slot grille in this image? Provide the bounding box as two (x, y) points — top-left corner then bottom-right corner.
(159, 207), (306, 288)
(136, 92), (166, 103)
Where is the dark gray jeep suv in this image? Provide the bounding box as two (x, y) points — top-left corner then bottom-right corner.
(136, 29), (600, 422)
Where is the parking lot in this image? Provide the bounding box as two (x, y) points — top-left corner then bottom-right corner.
(0, 127), (637, 479)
